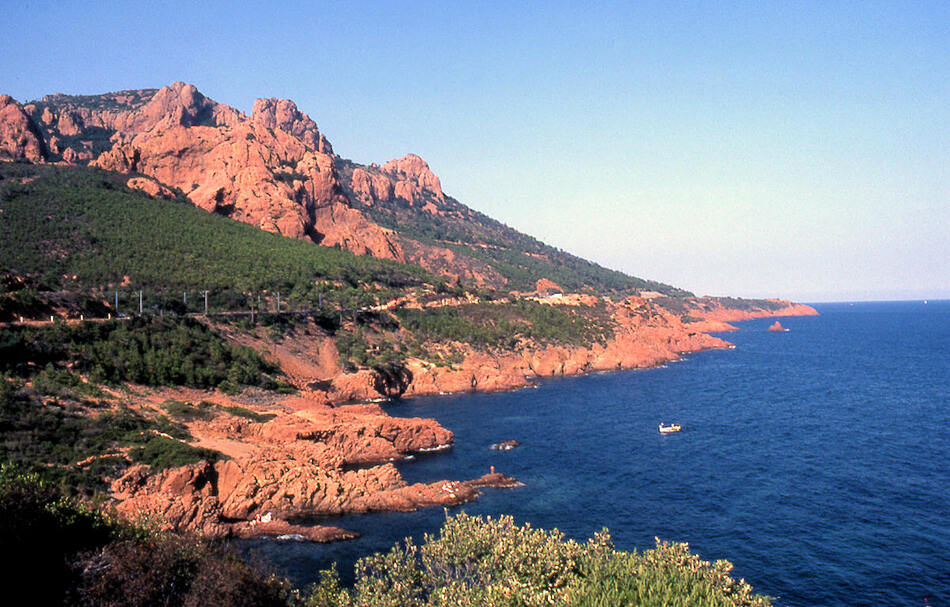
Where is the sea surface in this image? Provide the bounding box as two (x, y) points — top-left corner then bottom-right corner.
(242, 301), (950, 606)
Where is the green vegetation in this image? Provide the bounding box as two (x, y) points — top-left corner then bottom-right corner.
(0, 316), (286, 391)
(307, 512), (770, 606)
(0, 378), (201, 493)
(161, 399), (217, 421)
(161, 399), (276, 424)
(396, 300), (615, 351)
(220, 404), (277, 423)
(0, 467), (289, 607)
(0, 162), (432, 296)
(706, 297), (788, 313)
(336, 159), (690, 296)
(129, 436), (223, 472)
(0, 472), (771, 607)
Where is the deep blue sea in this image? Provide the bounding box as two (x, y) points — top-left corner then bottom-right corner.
(243, 301), (950, 606)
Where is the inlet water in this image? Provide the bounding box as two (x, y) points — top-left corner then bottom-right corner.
(242, 301), (950, 606)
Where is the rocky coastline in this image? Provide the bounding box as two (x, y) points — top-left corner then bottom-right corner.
(105, 299), (815, 542)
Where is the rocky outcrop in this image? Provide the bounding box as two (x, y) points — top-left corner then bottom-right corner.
(126, 177), (176, 199)
(768, 321), (786, 332)
(536, 278), (563, 296)
(6, 82), (406, 262)
(0, 95), (46, 162)
(128, 82), (243, 132)
(382, 154), (444, 203)
(688, 299), (818, 323)
(108, 396), (518, 541)
(347, 154), (443, 210)
(252, 97), (332, 154)
(86, 89), (404, 259)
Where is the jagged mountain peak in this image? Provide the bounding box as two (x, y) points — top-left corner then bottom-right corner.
(0, 82), (685, 296)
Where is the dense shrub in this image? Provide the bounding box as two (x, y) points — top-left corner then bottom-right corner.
(129, 436), (223, 472)
(310, 513), (771, 607)
(396, 300), (614, 350)
(0, 467), (289, 607)
(0, 466), (126, 604)
(73, 535), (290, 607)
(0, 316), (283, 390)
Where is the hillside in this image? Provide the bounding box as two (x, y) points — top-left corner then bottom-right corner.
(0, 161), (430, 297)
(0, 81), (815, 562)
(0, 83), (685, 296)
(0, 159), (814, 397)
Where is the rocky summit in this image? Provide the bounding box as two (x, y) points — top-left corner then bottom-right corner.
(0, 82), (695, 294)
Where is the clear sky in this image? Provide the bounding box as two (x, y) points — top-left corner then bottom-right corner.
(3, 1), (948, 301)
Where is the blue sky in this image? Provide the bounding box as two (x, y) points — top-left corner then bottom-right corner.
(3, 1), (948, 301)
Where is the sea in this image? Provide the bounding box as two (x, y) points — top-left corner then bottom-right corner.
(240, 301), (950, 606)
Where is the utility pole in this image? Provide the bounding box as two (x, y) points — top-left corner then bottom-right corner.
(277, 291), (280, 313)
(184, 291), (187, 306)
(139, 290), (143, 315)
(204, 290), (208, 315)
(115, 290), (119, 315)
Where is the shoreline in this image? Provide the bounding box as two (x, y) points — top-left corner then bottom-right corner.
(104, 300), (817, 543)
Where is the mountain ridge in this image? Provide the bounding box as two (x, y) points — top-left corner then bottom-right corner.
(0, 81), (685, 296)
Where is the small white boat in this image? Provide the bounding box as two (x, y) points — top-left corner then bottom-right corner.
(658, 423), (682, 434)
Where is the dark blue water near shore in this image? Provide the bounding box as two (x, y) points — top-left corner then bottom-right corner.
(244, 301), (950, 606)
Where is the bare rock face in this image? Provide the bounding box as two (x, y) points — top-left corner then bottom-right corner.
(106, 400), (494, 542)
(3, 82), (465, 275)
(132, 81), (242, 132)
(0, 95), (46, 162)
(84, 82), (405, 260)
(126, 177), (176, 199)
(536, 278), (563, 296)
(347, 154), (444, 209)
(381, 154), (444, 203)
(350, 166), (394, 205)
(252, 97), (332, 154)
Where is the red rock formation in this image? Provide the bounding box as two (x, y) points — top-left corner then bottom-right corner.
(689, 299), (818, 323)
(381, 154), (444, 203)
(130, 81), (242, 132)
(536, 278), (563, 296)
(4, 83), (406, 262)
(350, 166), (394, 205)
(0, 95), (45, 162)
(252, 97), (332, 154)
(83, 85), (405, 260)
(768, 321), (786, 332)
(107, 396), (516, 541)
(126, 177), (176, 199)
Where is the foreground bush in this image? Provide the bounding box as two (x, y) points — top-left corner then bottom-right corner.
(0, 467), (769, 606)
(307, 512), (771, 607)
(0, 467), (289, 607)
(72, 535), (289, 607)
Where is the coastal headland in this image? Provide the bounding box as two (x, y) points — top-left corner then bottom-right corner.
(0, 82), (816, 542)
